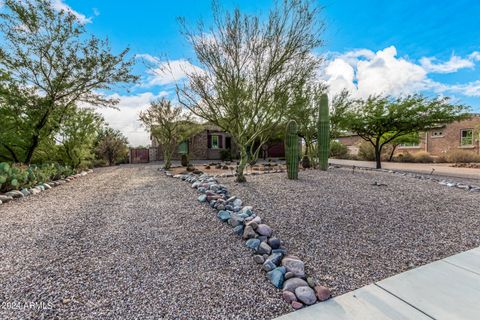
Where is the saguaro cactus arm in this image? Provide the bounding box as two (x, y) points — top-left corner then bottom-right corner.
(318, 94), (330, 171)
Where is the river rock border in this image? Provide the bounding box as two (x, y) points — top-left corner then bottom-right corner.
(0, 169), (94, 205)
(162, 169), (331, 310)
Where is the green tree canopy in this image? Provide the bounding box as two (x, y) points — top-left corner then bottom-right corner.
(0, 0), (137, 163)
(340, 95), (469, 168)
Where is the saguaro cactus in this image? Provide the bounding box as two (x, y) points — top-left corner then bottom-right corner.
(317, 93), (330, 171)
(285, 120), (299, 179)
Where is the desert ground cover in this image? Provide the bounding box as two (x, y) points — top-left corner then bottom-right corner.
(221, 167), (480, 296)
(0, 164), (290, 320)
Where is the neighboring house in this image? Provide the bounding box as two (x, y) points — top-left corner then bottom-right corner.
(149, 124), (286, 161)
(337, 115), (480, 156)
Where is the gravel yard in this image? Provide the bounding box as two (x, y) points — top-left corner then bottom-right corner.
(0, 164), (290, 320)
(221, 168), (480, 296)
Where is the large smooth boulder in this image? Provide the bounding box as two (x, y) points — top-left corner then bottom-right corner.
(282, 256), (305, 278)
(295, 286), (317, 305)
(283, 277), (308, 293)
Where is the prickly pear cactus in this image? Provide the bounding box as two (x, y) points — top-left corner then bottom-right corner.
(317, 94), (330, 171)
(285, 120), (299, 180)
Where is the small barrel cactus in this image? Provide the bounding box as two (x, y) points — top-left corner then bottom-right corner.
(317, 94), (330, 171)
(285, 120), (299, 179)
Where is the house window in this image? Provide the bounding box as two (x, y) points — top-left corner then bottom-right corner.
(460, 129), (473, 146)
(399, 142), (419, 147)
(211, 135), (220, 149)
(432, 131), (443, 137)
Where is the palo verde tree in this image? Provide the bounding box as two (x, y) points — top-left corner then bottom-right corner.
(177, 0), (324, 182)
(340, 95), (469, 169)
(139, 98), (202, 169)
(0, 0), (137, 164)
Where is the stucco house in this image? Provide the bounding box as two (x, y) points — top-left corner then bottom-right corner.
(337, 115), (480, 157)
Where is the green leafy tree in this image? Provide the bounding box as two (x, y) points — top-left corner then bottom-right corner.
(95, 127), (129, 166)
(384, 132), (420, 161)
(0, 0), (137, 164)
(340, 95), (469, 169)
(58, 108), (104, 168)
(139, 98), (202, 169)
(177, 0), (324, 182)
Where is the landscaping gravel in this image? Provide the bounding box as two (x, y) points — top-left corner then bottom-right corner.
(0, 164), (290, 320)
(221, 168), (480, 296)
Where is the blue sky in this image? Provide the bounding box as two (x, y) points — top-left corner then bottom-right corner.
(60, 0), (480, 146)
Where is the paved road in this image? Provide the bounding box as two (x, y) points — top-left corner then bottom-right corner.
(0, 164), (288, 320)
(329, 159), (480, 181)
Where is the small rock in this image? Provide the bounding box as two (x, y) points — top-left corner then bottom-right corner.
(242, 225), (257, 239)
(226, 196), (236, 203)
(266, 252), (283, 266)
(283, 277), (309, 293)
(20, 189), (30, 196)
(282, 291), (297, 303)
(256, 224), (273, 237)
(262, 260), (276, 272)
(245, 216), (262, 225)
(233, 198), (243, 207)
(291, 301), (304, 310)
(228, 214), (244, 227)
(282, 256), (305, 278)
(233, 225), (244, 236)
(5, 190), (24, 198)
(256, 242), (272, 255)
(268, 237), (281, 249)
(43, 183), (52, 190)
(0, 195), (14, 202)
(295, 286), (317, 305)
(314, 285), (331, 301)
(267, 266), (286, 288)
(253, 255), (265, 264)
(307, 277), (316, 288)
(217, 210), (231, 222)
(245, 239), (260, 250)
(285, 272), (295, 280)
(197, 194), (207, 202)
(258, 235), (268, 243)
(249, 222), (258, 230)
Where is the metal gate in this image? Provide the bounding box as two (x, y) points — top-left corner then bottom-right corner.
(130, 148), (149, 164)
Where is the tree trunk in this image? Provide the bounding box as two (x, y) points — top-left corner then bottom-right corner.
(388, 144), (398, 162)
(0, 142), (20, 163)
(374, 142), (382, 169)
(163, 147), (174, 169)
(236, 147), (248, 183)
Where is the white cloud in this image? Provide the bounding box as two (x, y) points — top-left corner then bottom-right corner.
(446, 81), (480, 97)
(51, 0), (92, 24)
(324, 46), (428, 98)
(136, 55), (204, 87)
(420, 55), (475, 73)
(323, 46), (480, 99)
(97, 91), (170, 147)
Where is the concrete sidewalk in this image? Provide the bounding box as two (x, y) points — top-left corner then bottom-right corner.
(275, 247), (480, 320)
(329, 159), (480, 181)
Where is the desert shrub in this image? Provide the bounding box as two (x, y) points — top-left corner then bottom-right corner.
(357, 142), (375, 161)
(220, 150), (232, 161)
(443, 150), (480, 163)
(395, 152), (415, 162)
(330, 141), (349, 159)
(413, 151), (434, 163)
